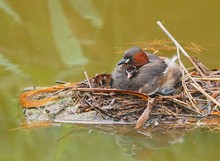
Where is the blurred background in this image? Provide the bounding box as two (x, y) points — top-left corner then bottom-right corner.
(0, 0), (220, 161)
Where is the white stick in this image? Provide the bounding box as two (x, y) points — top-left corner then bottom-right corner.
(157, 21), (220, 107)
(157, 21), (205, 77)
(157, 21), (190, 58)
(84, 71), (92, 88)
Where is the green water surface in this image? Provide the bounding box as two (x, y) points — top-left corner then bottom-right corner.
(0, 1), (220, 161)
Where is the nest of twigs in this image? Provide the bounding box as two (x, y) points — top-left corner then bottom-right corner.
(19, 56), (220, 129)
(19, 22), (220, 130)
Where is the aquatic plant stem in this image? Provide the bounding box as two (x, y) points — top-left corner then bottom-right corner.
(84, 71), (92, 88)
(157, 21), (205, 77)
(157, 21), (220, 108)
(157, 21), (190, 58)
(190, 83), (220, 107)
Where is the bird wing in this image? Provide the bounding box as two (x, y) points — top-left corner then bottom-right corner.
(131, 61), (167, 94)
(146, 52), (164, 63)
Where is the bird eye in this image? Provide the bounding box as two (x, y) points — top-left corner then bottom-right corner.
(125, 59), (130, 63)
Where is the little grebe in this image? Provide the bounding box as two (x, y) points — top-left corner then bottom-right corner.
(110, 46), (182, 95)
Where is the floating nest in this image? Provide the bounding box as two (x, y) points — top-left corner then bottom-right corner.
(18, 21), (220, 131)
(19, 55), (220, 130)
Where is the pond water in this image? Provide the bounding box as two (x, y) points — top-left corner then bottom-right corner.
(1, 1), (220, 161)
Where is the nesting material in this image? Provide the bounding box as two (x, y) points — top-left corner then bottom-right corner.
(19, 60), (220, 129)
(19, 22), (220, 130)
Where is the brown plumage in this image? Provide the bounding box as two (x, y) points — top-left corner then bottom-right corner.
(110, 46), (182, 95)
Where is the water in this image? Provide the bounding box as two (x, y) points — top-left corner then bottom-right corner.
(0, 1), (220, 161)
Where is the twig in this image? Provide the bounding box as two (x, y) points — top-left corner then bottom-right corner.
(156, 21), (220, 108)
(57, 127), (82, 142)
(71, 88), (149, 101)
(175, 114), (204, 118)
(194, 77), (220, 81)
(53, 119), (135, 125)
(157, 21), (190, 58)
(179, 60), (202, 113)
(170, 98), (202, 116)
(190, 83), (220, 107)
(55, 80), (69, 84)
(85, 100), (110, 120)
(181, 77), (200, 113)
(107, 99), (116, 109)
(84, 71), (92, 88)
(160, 105), (177, 116)
(157, 21), (205, 77)
(176, 49), (201, 113)
(191, 57), (210, 75)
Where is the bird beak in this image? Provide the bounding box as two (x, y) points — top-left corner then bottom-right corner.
(117, 58), (129, 66)
(127, 73), (133, 79)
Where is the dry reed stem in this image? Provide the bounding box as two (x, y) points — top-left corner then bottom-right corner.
(157, 21), (205, 77)
(84, 71), (92, 88)
(176, 50), (201, 113)
(175, 37), (200, 113)
(53, 120), (135, 125)
(160, 105), (177, 116)
(192, 57), (210, 75)
(180, 62), (201, 113)
(170, 98), (202, 115)
(135, 97), (157, 129)
(188, 58), (205, 77)
(194, 78), (220, 81)
(190, 83), (220, 107)
(157, 21), (220, 108)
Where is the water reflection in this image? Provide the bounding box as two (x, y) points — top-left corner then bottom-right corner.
(0, 0), (21, 22)
(47, 0), (103, 66)
(75, 124), (185, 161)
(48, 0), (88, 66)
(0, 53), (21, 74)
(116, 128), (184, 160)
(68, 0), (103, 27)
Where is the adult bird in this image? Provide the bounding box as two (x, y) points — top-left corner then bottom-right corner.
(110, 46), (182, 95)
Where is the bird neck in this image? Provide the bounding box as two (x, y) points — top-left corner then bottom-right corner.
(132, 52), (149, 67)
